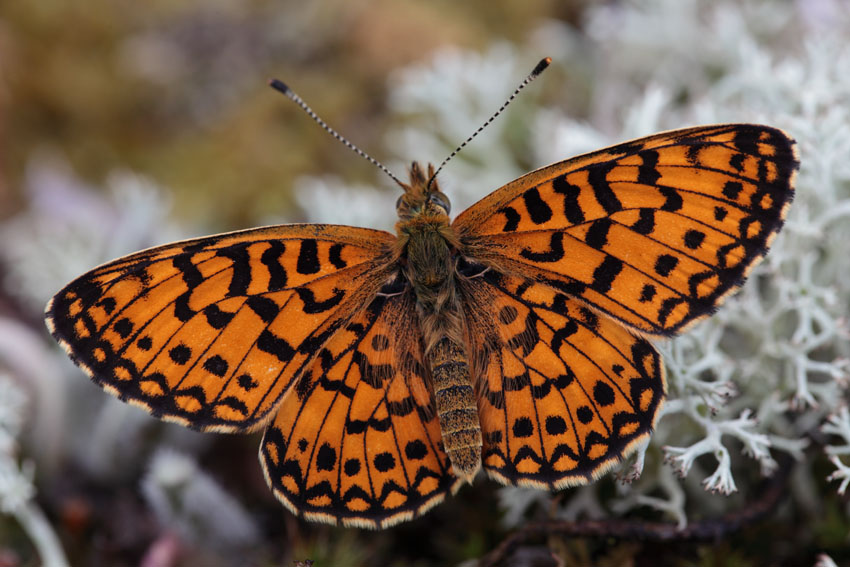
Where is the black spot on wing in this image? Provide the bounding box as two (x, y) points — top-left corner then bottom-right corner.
(552, 175), (585, 225)
(684, 229), (706, 250)
(631, 209), (655, 235)
(654, 254), (679, 277)
(175, 252), (203, 285)
(169, 344), (191, 364)
(587, 162), (622, 213)
(113, 318), (133, 338)
(173, 292), (196, 323)
(659, 186), (683, 212)
(723, 181), (743, 200)
(328, 243), (347, 269)
(373, 452), (396, 472)
(246, 296), (280, 323)
(405, 439), (428, 460)
(316, 443), (337, 472)
(730, 152), (746, 171)
(637, 149), (660, 185)
(99, 297), (117, 314)
(590, 256), (623, 293)
(499, 206), (521, 232)
(520, 232), (565, 263)
(732, 127), (760, 156)
(296, 239), (320, 275)
(237, 373), (258, 391)
(295, 288), (345, 314)
(545, 415), (567, 435)
(203, 305), (235, 329)
(512, 417), (534, 438)
(203, 355), (228, 377)
(639, 284), (656, 303)
(522, 188), (553, 224)
(593, 381), (615, 406)
(217, 243), (251, 296)
(257, 330), (295, 363)
(261, 241), (288, 290)
(585, 218), (612, 249)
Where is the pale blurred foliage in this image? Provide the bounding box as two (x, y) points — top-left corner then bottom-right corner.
(141, 449), (259, 549)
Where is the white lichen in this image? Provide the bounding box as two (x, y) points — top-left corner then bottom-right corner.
(0, 153), (182, 312)
(815, 554), (839, 567)
(0, 375), (69, 567)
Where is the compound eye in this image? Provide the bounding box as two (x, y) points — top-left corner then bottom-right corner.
(428, 192), (451, 214)
(395, 195), (405, 210)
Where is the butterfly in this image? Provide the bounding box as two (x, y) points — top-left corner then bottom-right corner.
(46, 58), (798, 529)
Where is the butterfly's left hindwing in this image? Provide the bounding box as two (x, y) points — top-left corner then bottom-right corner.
(46, 224), (395, 432)
(261, 285), (460, 528)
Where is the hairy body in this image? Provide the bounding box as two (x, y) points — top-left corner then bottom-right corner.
(394, 163), (482, 481)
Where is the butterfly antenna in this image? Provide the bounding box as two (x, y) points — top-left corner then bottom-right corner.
(269, 79), (405, 188)
(426, 57), (552, 191)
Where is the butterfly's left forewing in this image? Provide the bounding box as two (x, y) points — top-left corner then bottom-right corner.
(46, 224), (396, 432)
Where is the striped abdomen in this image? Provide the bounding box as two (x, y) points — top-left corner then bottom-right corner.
(429, 337), (481, 481)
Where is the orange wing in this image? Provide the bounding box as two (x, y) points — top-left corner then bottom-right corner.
(459, 269), (663, 487)
(454, 124), (798, 336)
(261, 280), (460, 528)
(46, 224), (396, 432)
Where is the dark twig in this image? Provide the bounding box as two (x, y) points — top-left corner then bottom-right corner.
(478, 455), (793, 567)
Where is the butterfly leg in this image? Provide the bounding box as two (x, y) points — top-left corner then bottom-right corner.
(430, 337), (481, 482)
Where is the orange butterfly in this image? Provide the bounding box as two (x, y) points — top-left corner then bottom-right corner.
(46, 58), (798, 528)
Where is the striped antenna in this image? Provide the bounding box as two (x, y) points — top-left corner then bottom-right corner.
(426, 57), (552, 190)
(269, 79), (405, 188)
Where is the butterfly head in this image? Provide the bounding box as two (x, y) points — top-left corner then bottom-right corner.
(395, 162), (451, 221)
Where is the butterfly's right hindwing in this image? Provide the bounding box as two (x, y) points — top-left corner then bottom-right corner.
(459, 270), (664, 488)
(46, 224), (395, 432)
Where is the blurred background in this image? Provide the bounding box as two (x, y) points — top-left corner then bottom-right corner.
(1, 1), (849, 566)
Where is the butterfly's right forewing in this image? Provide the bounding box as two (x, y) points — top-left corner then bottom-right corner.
(454, 125), (797, 336)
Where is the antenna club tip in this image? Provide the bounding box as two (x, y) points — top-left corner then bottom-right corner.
(532, 57), (552, 77)
(268, 78), (291, 94)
